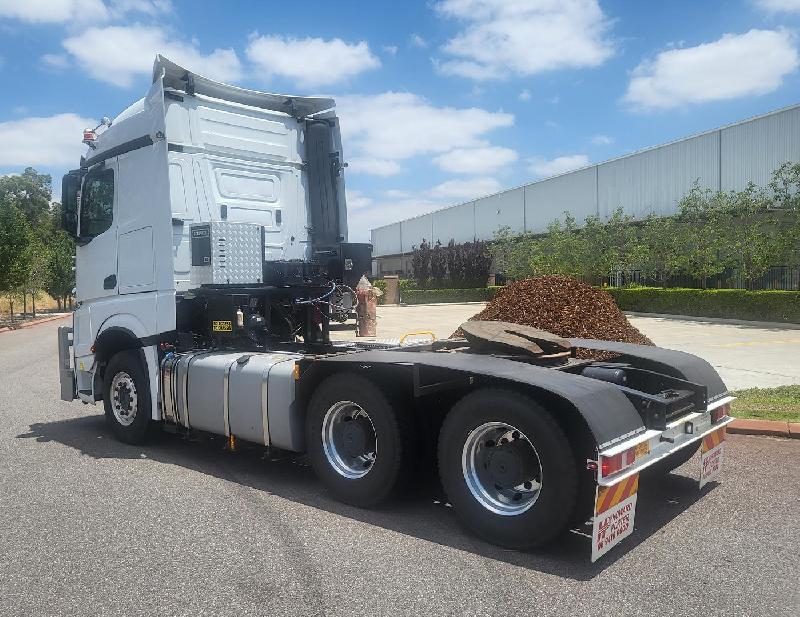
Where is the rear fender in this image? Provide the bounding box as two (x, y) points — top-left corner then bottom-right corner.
(317, 350), (647, 450)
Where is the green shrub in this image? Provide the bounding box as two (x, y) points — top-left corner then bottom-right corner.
(401, 286), (502, 305)
(607, 287), (800, 323)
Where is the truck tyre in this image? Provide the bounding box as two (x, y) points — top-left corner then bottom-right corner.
(644, 440), (701, 477)
(438, 389), (577, 550)
(306, 373), (413, 508)
(103, 350), (152, 445)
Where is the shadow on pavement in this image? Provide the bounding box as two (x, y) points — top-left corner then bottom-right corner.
(18, 413), (713, 581)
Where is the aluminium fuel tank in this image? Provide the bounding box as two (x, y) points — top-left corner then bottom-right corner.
(161, 350), (304, 451)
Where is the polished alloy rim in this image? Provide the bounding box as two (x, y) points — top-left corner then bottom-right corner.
(321, 401), (377, 479)
(462, 421), (542, 516)
(110, 371), (138, 427)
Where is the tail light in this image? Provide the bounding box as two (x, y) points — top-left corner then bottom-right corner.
(711, 402), (730, 423)
(600, 446), (636, 477)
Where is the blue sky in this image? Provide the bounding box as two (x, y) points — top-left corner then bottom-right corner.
(2, 0), (800, 241)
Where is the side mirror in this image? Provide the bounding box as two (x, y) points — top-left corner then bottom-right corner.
(61, 170), (83, 238)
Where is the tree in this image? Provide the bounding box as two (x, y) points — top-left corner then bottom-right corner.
(535, 213), (582, 276)
(672, 184), (728, 287)
(46, 230), (76, 309)
(635, 214), (681, 286)
(0, 168), (52, 228)
(410, 239), (431, 288)
(0, 202), (34, 320)
(769, 161), (800, 211)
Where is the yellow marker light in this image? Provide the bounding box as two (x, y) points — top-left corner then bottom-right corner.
(293, 364), (301, 381)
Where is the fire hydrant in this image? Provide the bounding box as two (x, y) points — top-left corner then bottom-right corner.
(355, 275), (380, 337)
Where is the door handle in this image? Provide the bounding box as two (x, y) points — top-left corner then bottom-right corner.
(103, 274), (117, 289)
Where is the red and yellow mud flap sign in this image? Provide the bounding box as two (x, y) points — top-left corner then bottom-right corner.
(699, 426), (726, 489)
(591, 473), (639, 562)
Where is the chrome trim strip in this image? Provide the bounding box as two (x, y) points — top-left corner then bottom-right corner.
(597, 416), (734, 486)
(222, 358), (237, 437)
(159, 356), (175, 424)
(707, 395), (736, 411)
(261, 366), (271, 446)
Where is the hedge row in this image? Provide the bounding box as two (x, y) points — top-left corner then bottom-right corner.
(606, 287), (800, 324)
(400, 287), (502, 305)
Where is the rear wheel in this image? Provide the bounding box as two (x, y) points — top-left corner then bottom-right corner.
(305, 373), (414, 507)
(438, 389), (577, 549)
(103, 350), (152, 445)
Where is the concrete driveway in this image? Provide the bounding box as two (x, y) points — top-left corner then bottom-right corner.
(0, 319), (798, 616)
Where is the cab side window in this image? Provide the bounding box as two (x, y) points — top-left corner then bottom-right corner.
(79, 168), (114, 238)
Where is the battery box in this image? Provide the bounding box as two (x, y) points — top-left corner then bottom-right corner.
(190, 222), (264, 286)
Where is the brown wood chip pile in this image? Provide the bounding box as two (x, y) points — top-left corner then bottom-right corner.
(453, 276), (653, 358)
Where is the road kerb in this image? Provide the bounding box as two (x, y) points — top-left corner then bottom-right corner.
(0, 313), (70, 334)
(728, 418), (790, 438)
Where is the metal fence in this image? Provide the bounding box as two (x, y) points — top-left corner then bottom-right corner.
(613, 266), (800, 290)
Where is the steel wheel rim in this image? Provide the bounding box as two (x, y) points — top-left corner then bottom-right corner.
(321, 401), (377, 479)
(110, 371), (138, 427)
(462, 421), (542, 516)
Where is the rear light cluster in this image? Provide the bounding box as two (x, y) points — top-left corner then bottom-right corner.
(600, 446), (636, 477)
(711, 402), (730, 423)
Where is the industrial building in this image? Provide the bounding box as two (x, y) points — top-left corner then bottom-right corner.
(370, 103), (800, 276)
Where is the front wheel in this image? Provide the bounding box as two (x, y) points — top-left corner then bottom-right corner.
(438, 389), (577, 550)
(103, 350), (152, 444)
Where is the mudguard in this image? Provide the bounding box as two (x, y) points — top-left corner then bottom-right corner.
(569, 339), (729, 402)
(320, 350), (647, 449)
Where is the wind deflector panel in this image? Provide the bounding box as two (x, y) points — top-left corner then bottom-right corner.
(306, 121), (341, 248)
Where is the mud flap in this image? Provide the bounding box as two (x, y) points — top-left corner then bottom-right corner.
(591, 473), (639, 562)
(699, 426), (726, 488)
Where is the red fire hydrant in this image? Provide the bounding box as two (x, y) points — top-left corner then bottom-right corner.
(355, 276), (380, 337)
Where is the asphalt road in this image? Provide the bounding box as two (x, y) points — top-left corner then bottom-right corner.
(1, 319), (798, 616)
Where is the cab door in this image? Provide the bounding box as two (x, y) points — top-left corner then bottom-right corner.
(75, 159), (119, 302)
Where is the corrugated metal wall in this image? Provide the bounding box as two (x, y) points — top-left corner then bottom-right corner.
(371, 104), (800, 261)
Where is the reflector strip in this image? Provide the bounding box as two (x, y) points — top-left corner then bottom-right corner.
(596, 472), (639, 515)
(702, 426), (726, 453)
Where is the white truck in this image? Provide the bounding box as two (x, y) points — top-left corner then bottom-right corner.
(57, 56), (734, 561)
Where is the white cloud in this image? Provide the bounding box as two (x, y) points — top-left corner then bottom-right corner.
(382, 45), (398, 56)
(435, 0), (614, 80)
(246, 35), (379, 88)
(591, 134), (613, 145)
(518, 89), (531, 101)
(345, 189), (373, 212)
(41, 53), (70, 69)
(433, 146), (517, 174)
(528, 154), (589, 177)
(62, 25), (242, 88)
(0, 0), (170, 23)
(0, 0), (107, 22)
(754, 0), (800, 13)
(337, 92), (513, 165)
(0, 113), (96, 167)
(108, 0), (171, 18)
(347, 157), (403, 177)
(409, 34), (428, 49)
(624, 29), (799, 110)
(428, 177), (502, 199)
(346, 177), (504, 242)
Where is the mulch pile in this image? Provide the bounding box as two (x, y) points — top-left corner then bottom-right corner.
(454, 276), (653, 358)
